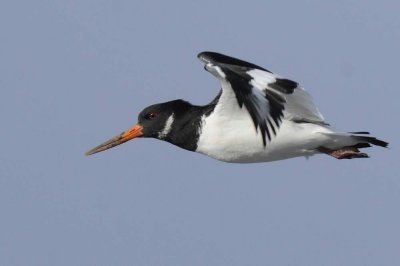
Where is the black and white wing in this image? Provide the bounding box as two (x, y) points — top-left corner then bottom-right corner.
(198, 51), (325, 146)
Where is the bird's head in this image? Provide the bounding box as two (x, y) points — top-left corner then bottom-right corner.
(85, 100), (191, 156)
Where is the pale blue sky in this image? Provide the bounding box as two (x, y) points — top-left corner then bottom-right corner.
(1, 1), (399, 265)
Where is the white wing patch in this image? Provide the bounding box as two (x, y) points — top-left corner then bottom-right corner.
(248, 69), (278, 87)
(248, 69), (281, 123)
(284, 88), (325, 123)
(205, 63), (226, 79)
(248, 68), (325, 124)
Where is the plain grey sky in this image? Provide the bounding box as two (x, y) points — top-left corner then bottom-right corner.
(1, 0), (399, 265)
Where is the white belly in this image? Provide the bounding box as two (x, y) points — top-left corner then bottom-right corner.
(196, 107), (333, 163)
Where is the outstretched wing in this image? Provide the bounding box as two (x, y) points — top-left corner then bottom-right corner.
(198, 51), (325, 146)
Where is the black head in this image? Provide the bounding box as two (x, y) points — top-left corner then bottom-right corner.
(85, 99), (193, 155)
(137, 100), (192, 138)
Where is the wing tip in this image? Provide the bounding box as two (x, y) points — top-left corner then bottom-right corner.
(197, 51), (270, 72)
(197, 51), (214, 64)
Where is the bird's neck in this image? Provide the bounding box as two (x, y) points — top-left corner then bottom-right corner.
(163, 103), (216, 151)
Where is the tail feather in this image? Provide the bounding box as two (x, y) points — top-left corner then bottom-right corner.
(349, 131), (370, 135)
(352, 143), (372, 149)
(318, 131), (388, 159)
(354, 135), (388, 148)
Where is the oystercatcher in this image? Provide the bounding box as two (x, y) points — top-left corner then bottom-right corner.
(86, 52), (388, 162)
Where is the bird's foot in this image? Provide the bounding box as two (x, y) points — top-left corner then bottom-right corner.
(318, 146), (369, 159)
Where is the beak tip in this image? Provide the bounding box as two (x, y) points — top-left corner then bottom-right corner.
(85, 149), (95, 156)
(84, 123), (143, 157)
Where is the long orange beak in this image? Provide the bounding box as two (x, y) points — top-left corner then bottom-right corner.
(85, 124), (144, 156)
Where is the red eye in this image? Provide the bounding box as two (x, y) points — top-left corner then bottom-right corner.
(146, 112), (157, 119)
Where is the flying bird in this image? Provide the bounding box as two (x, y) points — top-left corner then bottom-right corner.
(86, 52), (388, 162)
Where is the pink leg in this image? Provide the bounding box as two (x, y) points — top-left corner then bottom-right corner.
(318, 146), (369, 159)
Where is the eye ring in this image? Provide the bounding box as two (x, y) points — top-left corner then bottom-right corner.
(145, 112), (157, 120)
